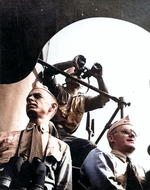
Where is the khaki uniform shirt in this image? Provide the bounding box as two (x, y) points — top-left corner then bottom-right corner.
(50, 82), (107, 134)
(0, 122), (72, 189)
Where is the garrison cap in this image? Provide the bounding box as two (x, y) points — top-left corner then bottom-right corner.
(65, 67), (80, 83)
(107, 115), (133, 136)
(66, 67), (75, 75)
(31, 81), (57, 102)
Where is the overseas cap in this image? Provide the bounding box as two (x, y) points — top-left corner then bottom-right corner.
(107, 115), (132, 136)
(65, 67), (80, 83)
(31, 81), (57, 102)
(66, 67), (76, 75)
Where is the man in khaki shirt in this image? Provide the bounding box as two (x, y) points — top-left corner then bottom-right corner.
(0, 82), (72, 190)
(43, 55), (109, 168)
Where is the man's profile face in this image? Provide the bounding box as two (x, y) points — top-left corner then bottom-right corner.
(26, 88), (52, 119)
(109, 125), (137, 155)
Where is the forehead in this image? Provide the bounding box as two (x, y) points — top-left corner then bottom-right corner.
(114, 125), (137, 136)
(28, 88), (51, 99)
(117, 124), (134, 130)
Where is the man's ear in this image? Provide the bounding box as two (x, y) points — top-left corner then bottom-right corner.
(48, 103), (57, 112)
(108, 134), (115, 143)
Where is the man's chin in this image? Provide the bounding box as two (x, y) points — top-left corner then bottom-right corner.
(27, 110), (37, 118)
(72, 83), (80, 89)
(127, 145), (135, 154)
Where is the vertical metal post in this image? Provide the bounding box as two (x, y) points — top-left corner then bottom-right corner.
(119, 97), (124, 118)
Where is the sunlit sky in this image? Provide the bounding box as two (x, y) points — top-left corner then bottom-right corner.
(42, 17), (150, 169)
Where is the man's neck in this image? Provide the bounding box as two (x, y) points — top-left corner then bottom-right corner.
(65, 86), (79, 96)
(111, 149), (132, 158)
(29, 117), (49, 127)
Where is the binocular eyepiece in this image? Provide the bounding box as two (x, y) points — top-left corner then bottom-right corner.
(77, 55), (86, 68)
(75, 62), (102, 79)
(0, 156), (46, 190)
(91, 62), (102, 73)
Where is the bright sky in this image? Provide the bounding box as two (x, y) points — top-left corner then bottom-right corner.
(43, 17), (150, 169)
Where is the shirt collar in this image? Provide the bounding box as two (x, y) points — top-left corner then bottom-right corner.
(111, 149), (127, 163)
(26, 122), (36, 130)
(26, 122), (49, 134)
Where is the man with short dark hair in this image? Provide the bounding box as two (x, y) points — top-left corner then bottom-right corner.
(0, 82), (72, 190)
(81, 116), (150, 190)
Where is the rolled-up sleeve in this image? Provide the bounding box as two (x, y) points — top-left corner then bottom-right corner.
(84, 95), (108, 112)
